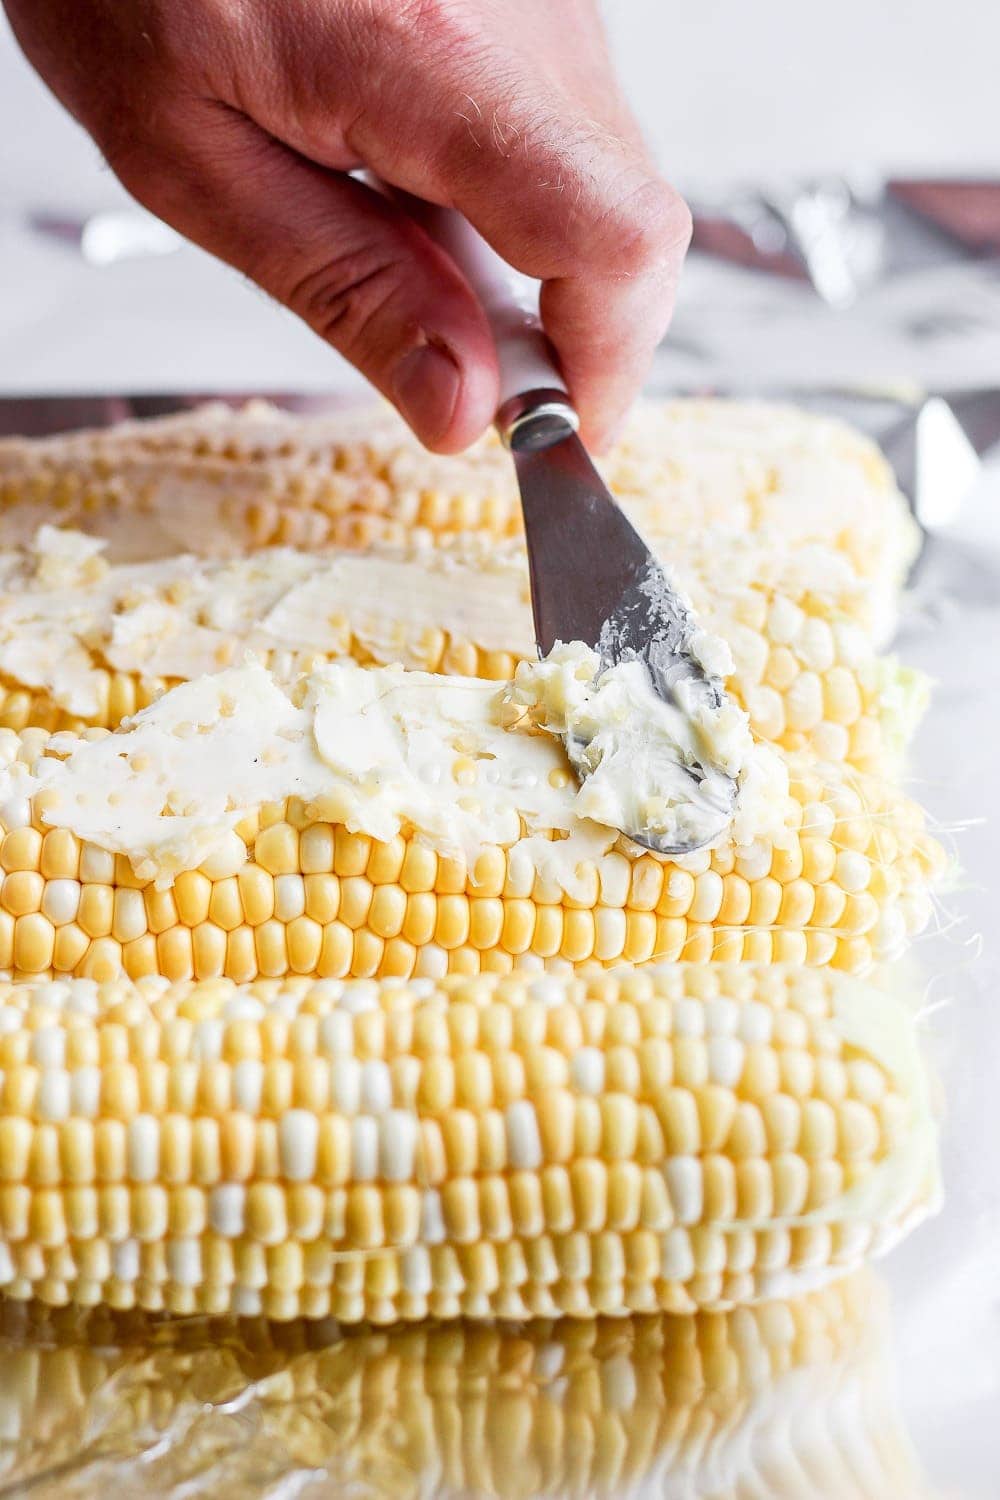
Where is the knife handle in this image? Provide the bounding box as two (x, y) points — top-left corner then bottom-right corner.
(365, 175), (577, 449)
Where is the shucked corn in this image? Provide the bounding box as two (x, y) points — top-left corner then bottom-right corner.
(0, 1272), (931, 1498)
(0, 399), (918, 598)
(0, 967), (936, 1321)
(0, 747), (941, 983)
(0, 526), (926, 780)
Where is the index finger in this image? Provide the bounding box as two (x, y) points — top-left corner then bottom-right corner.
(360, 82), (691, 447)
(246, 5), (692, 446)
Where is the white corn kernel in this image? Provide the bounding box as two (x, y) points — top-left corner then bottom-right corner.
(167, 1237), (203, 1286)
(279, 1109), (319, 1181)
(673, 999), (707, 1037)
(209, 1183), (246, 1237)
(30, 1026), (66, 1068)
(420, 1189), (446, 1245)
(37, 1069), (70, 1122)
(127, 1114), (160, 1182)
(232, 1060), (264, 1113)
(274, 874), (306, 921)
(660, 1226), (695, 1281)
(379, 1110), (418, 1182)
(570, 1048), (606, 1096)
(41, 879), (81, 926)
(664, 1157), (703, 1225)
(112, 1239), (140, 1283)
(351, 1116), (378, 1180)
(361, 1060), (392, 1114)
(401, 1243), (432, 1296)
(192, 1019), (224, 1061)
(506, 1100), (543, 1169)
(707, 1037), (745, 1088)
(319, 1011), (354, 1056)
(70, 1066), (101, 1117)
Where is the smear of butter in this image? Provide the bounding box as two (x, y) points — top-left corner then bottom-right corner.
(0, 527), (919, 788)
(505, 642), (786, 853)
(13, 657), (790, 889)
(0, 530), (536, 720)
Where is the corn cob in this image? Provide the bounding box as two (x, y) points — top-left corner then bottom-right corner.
(0, 667), (943, 982)
(0, 1273), (931, 1499)
(0, 965), (936, 1322)
(0, 529), (927, 778)
(0, 400), (919, 604)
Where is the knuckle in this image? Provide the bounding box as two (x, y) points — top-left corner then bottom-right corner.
(344, 0), (467, 74)
(285, 245), (410, 357)
(601, 178), (692, 277)
(97, 121), (159, 201)
(95, 98), (202, 218)
(368, 0), (462, 43)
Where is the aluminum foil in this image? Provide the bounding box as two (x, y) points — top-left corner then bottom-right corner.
(0, 1274), (930, 1498)
(687, 178), (1000, 308)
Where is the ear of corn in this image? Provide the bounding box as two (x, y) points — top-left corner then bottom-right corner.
(0, 730), (942, 983)
(0, 400), (919, 602)
(0, 1272), (931, 1498)
(0, 965), (936, 1322)
(0, 527), (928, 781)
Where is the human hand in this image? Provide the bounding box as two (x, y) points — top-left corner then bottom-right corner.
(5, 0), (691, 451)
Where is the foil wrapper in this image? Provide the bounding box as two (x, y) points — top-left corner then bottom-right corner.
(687, 178), (1000, 307)
(0, 1273), (932, 1499)
(0, 389), (995, 1492)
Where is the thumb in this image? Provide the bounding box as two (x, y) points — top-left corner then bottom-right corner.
(109, 109), (499, 452)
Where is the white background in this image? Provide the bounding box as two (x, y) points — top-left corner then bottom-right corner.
(611, 0), (997, 183)
(3, 0), (998, 194)
(1, 2), (999, 394)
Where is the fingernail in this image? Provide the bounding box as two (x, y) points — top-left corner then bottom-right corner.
(392, 342), (461, 447)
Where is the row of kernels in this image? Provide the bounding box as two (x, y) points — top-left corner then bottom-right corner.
(0, 915), (889, 982)
(0, 968), (900, 1122)
(0, 966), (872, 1068)
(0, 1065), (897, 1182)
(0, 672), (171, 736)
(0, 962), (859, 1039)
(0, 1220), (847, 1297)
(366, 627), (519, 682)
(253, 825), (481, 899)
(0, 1267), (721, 1320)
(0, 1223), (864, 1321)
(0, 965), (859, 1034)
(14, 899), (653, 981)
(0, 1112), (893, 1245)
(742, 666), (877, 739)
(11, 771), (934, 894)
(241, 500), (399, 553)
(0, 1224), (671, 1305)
(0, 1261), (871, 1380)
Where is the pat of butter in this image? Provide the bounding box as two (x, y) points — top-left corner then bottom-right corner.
(504, 641), (785, 851)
